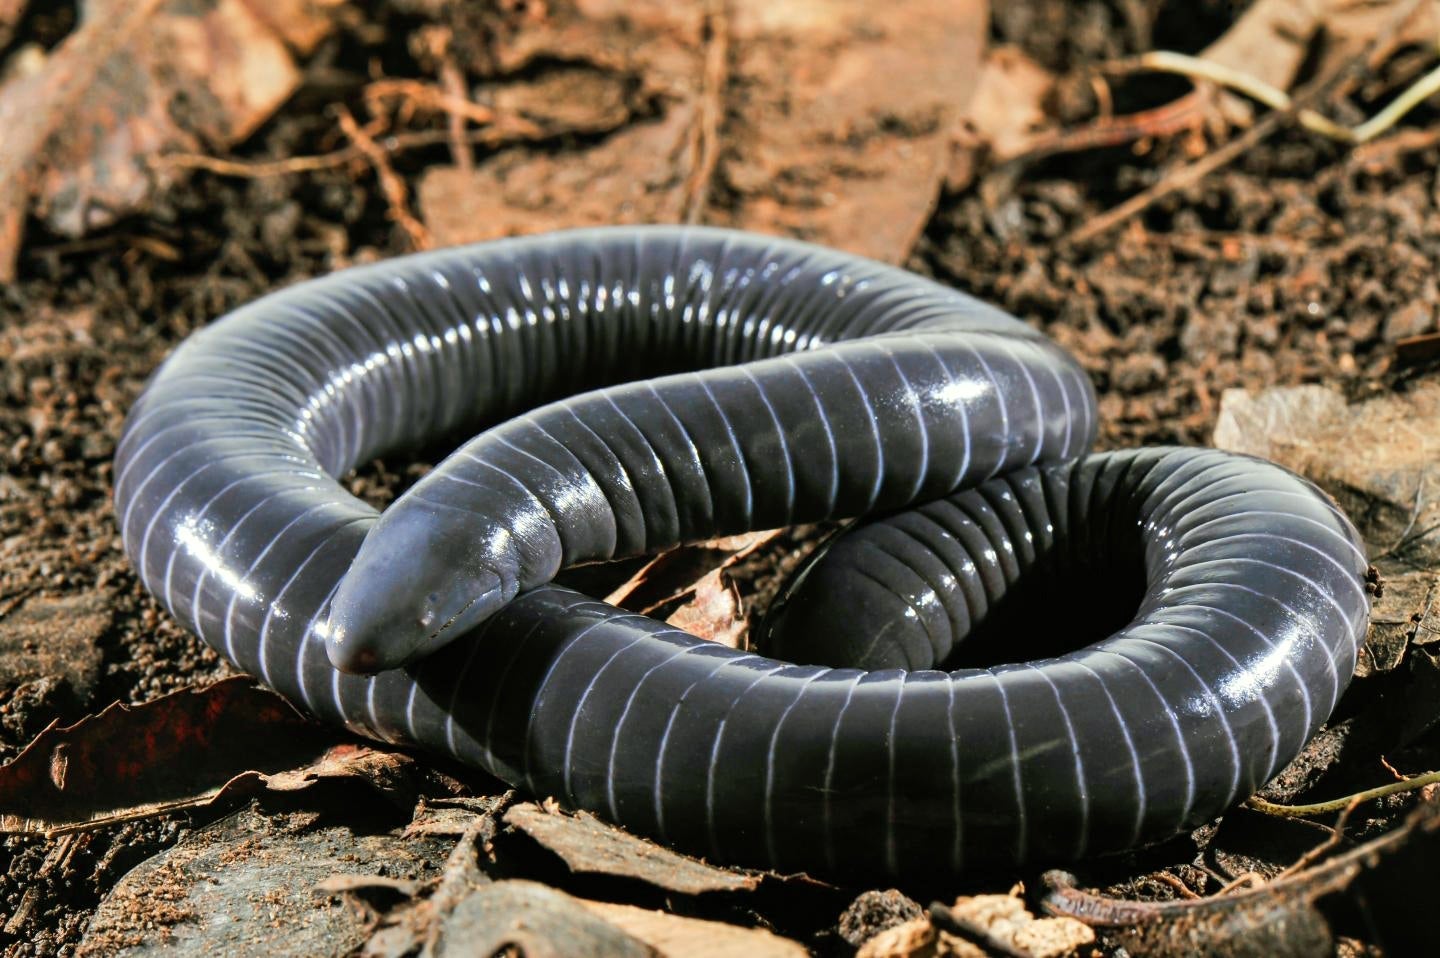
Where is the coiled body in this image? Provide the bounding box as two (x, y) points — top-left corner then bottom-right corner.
(113, 227), (1368, 877)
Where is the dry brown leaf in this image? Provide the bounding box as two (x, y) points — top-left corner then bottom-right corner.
(664, 566), (747, 648)
(965, 46), (1057, 161)
(503, 801), (763, 894)
(431, 881), (656, 958)
(420, 0), (988, 263)
(1042, 799), (1440, 955)
(1200, 0), (1331, 96)
(0, 677), (414, 836)
(946, 44), (1057, 190)
(604, 530), (781, 612)
(0, 0), (337, 279)
(1213, 381), (1440, 566)
(602, 529), (782, 650)
(581, 899), (809, 958)
(1192, 0), (1438, 125)
(717, 0), (987, 261)
(238, 0), (344, 54)
(1361, 567), (1440, 677)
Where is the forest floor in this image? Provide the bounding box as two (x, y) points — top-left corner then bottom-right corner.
(3, 0), (1440, 955)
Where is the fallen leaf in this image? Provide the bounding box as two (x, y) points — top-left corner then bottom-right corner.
(78, 803), (449, 957)
(259, 741), (421, 807)
(1157, 0), (1437, 129)
(0, 0), (338, 279)
(604, 530), (780, 611)
(581, 899), (809, 958)
(717, 0), (987, 261)
(405, 794), (515, 838)
(1213, 381), (1440, 568)
(944, 43), (1059, 188)
(1199, 0), (1330, 96)
(429, 881), (655, 958)
(1362, 570), (1437, 676)
(503, 801), (762, 894)
(238, 0), (343, 55)
(0, 677), (405, 836)
(663, 566), (747, 648)
(419, 0), (989, 264)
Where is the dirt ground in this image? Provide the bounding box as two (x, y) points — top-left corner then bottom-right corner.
(3, 0), (1440, 955)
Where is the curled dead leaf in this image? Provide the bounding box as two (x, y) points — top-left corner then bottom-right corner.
(0, 677), (414, 836)
(503, 801), (766, 895)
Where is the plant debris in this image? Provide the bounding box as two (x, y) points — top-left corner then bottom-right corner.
(503, 801), (766, 895)
(0, 678), (362, 836)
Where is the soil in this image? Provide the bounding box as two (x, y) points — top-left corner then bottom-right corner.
(2, 0), (1440, 955)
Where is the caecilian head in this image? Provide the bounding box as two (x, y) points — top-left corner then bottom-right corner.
(324, 504), (518, 673)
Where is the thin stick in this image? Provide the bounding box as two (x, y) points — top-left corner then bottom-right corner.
(1272, 798), (1361, 881)
(1116, 51), (1352, 141)
(1246, 770), (1440, 818)
(1066, 105), (1287, 244)
(683, 0), (729, 225)
(152, 149), (365, 178)
(1353, 60), (1440, 142)
(1013, 90), (1208, 163)
(336, 107), (432, 250)
(439, 57), (475, 174)
(363, 78), (498, 127)
(1115, 49), (1440, 145)
(155, 124), (528, 182)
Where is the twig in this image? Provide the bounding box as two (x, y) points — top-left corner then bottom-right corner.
(152, 149), (364, 178)
(363, 78), (499, 127)
(928, 901), (1031, 958)
(683, 0), (729, 225)
(438, 57), (474, 174)
(335, 107), (432, 250)
(1113, 49), (1440, 145)
(1011, 90), (1209, 163)
(1151, 871), (1201, 899)
(1065, 101), (1290, 245)
(1246, 770), (1440, 818)
(0, 585), (39, 622)
(152, 126), (533, 182)
(1112, 51), (1352, 141)
(1067, 0), (1428, 245)
(1272, 798), (1362, 881)
(1354, 60), (1440, 142)
(1374, 468), (1431, 559)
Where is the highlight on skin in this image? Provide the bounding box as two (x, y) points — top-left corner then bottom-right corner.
(113, 226), (1368, 877)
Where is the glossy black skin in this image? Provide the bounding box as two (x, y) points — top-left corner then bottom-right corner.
(112, 226), (1368, 877)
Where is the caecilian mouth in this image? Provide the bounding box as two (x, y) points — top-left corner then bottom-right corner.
(427, 591), (482, 643)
